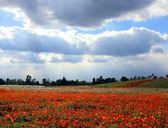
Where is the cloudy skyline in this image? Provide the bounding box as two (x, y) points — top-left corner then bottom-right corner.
(0, 0), (168, 81)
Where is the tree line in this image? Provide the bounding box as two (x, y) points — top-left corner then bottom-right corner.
(0, 75), (89, 86)
(0, 74), (168, 86)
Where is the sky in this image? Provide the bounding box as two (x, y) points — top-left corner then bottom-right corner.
(0, 0), (168, 82)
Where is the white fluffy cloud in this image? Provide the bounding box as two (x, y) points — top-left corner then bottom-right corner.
(92, 28), (168, 56)
(0, 27), (167, 58)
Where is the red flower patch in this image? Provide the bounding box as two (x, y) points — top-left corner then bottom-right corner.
(0, 88), (167, 127)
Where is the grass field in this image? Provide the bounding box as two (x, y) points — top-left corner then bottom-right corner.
(0, 79), (168, 127)
(94, 79), (168, 88)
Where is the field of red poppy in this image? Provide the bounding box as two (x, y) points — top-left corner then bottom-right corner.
(0, 80), (168, 127)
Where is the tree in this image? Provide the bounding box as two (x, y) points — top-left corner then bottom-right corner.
(97, 76), (104, 84)
(42, 78), (51, 86)
(120, 76), (129, 81)
(151, 73), (154, 79)
(31, 78), (36, 85)
(166, 74), (168, 78)
(92, 78), (96, 85)
(35, 81), (40, 85)
(6, 78), (11, 85)
(104, 78), (111, 83)
(17, 79), (24, 85)
(25, 75), (32, 85)
(153, 75), (158, 79)
(148, 74), (154, 79)
(62, 77), (67, 85)
(10, 79), (17, 85)
(133, 76), (137, 80)
(0, 78), (5, 85)
(56, 79), (62, 85)
(141, 76), (146, 80)
(42, 78), (47, 85)
(76, 79), (79, 85)
(111, 78), (116, 82)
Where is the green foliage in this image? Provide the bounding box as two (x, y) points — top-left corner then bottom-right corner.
(94, 82), (116, 88)
(7, 122), (27, 128)
(94, 81), (134, 88)
(94, 79), (168, 88)
(137, 79), (168, 88)
(92, 76), (117, 85)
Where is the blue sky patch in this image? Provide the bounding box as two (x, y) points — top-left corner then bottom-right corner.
(0, 10), (23, 27)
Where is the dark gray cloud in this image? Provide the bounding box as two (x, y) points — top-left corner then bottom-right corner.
(0, 0), (154, 27)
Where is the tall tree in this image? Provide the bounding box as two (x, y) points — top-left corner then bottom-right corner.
(166, 74), (168, 78)
(25, 75), (32, 85)
(0, 78), (5, 85)
(42, 78), (47, 85)
(62, 77), (67, 85)
(92, 78), (96, 85)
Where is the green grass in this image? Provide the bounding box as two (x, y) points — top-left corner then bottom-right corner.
(93, 79), (168, 88)
(93, 81), (135, 88)
(93, 82), (116, 88)
(137, 79), (168, 88)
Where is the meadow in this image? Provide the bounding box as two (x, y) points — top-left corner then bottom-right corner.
(0, 79), (168, 127)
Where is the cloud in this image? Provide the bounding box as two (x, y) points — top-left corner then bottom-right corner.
(125, 0), (168, 21)
(0, 27), (84, 54)
(0, 51), (43, 64)
(1, 53), (168, 81)
(0, 51), (109, 64)
(120, 53), (168, 77)
(92, 27), (168, 56)
(0, 27), (167, 57)
(39, 53), (83, 63)
(150, 45), (164, 53)
(0, 0), (156, 28)
(82, 55), (110, 63)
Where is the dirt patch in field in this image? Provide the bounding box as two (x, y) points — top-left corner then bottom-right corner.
(0, 85), (168, 94)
